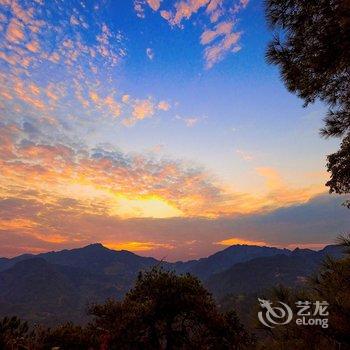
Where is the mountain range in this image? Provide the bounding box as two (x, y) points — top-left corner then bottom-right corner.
(0, 243), (343, 324)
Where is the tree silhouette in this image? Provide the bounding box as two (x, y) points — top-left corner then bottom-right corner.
(88, 267), (254, 349)
(265, 0), (350, 204)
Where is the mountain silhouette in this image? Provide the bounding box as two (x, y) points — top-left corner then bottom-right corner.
(0, 243), (343, 324)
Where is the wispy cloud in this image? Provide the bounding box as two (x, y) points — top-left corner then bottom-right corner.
(235, 149), (253, 161)
(175, 115), (201, 127)
(255, 167), (325, 208)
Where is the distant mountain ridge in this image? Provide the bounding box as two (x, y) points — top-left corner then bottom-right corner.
(175, 245), (291, 280)
(0, 243), (290, 275)
(0, 243), (344, 324)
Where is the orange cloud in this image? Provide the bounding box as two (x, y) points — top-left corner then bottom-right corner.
(26, 40), (40, 53)
(158, 101), (170, 111)
(6, 19), (24, 43)
(132, 99), (154, 119)
(200, 21), (233, 45)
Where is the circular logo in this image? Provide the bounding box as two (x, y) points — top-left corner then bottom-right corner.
(258, 298), (293, 328)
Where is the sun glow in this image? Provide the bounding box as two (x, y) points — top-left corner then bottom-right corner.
(111, 195), (184, 219)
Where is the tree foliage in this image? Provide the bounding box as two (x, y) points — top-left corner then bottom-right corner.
(265, 0), (350, 200)
(88, 267), (254, 349)
(326, 134), (350, 207)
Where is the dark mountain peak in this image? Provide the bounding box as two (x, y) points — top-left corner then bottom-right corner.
(81, 242), (108, 251)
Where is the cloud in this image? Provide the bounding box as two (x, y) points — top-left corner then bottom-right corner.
(200, 21), (233, 45)
(200, 20), (242, 68)
(150, 144), (165, 153)
(256, 167), (283, 188)
(184, 117), (199, 127)
(146, 0), (161, 11)
(157, 101), (170, 111)
(146, 47), (154, 60)
(203, 30), (241, 68)
(167, 0), (212, 26)
(128, 99), (155, 124)
(0, 122), (226, 220)
(0, 120), (333, 243)
(254, 166), (328, 210)
(122, 97), (171, 126)
(6, 18), (24, 42)
(134, 0), (162, 17)
(235, 149), (253, 161)
(0, 120), (329, 234)
(175, 115), (201, 127)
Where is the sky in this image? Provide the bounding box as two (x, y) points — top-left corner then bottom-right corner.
(0, 0), (349, 261)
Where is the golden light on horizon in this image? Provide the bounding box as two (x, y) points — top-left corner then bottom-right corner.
(216, 237), (267, 246)
(104, 241), (175, 251)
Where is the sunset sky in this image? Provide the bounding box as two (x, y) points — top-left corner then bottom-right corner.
(0, 0), (349, 261)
